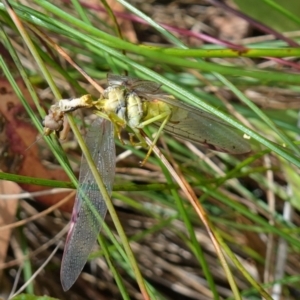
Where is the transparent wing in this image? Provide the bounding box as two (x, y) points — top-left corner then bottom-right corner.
(60, 117), (115, 291)
(156, 95), (239, 127)
(154, 97), (251, 154)
(107, 73), (162, 95)
(164, 101), (251, 154)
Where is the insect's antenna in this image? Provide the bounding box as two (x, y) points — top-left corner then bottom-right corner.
(24, 132), (47, 152)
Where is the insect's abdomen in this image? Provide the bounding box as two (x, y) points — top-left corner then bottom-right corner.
(126, 92), (144, 128)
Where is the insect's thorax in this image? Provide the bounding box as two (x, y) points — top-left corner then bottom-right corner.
(100, 85), (179, 131)
(101, 86), (126, 117)
(100, 86), (145, 129)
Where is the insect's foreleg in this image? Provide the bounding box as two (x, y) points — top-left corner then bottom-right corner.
(129, 131), (148, 148)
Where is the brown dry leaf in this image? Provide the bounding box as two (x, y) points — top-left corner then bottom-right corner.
(0, 78), (74, 212)
(0, 180), (20, 280)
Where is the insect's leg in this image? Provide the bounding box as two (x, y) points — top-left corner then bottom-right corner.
(129, 133), (135, 145)
(94, 111), (126, 144)
(137, 111), (170, 128)
(114, 123), (125, 144)
(108, 113), (127, 144)
(93, 110), (111, 121)
(140, 113), (171, 166)
(129, 131), (147, 148)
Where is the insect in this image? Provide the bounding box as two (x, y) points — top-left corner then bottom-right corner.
(43, 74), (250, 290)
(95, 73), (251, 156)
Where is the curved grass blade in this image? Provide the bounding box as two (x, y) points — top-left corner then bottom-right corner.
(60, 117), (115, 291)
